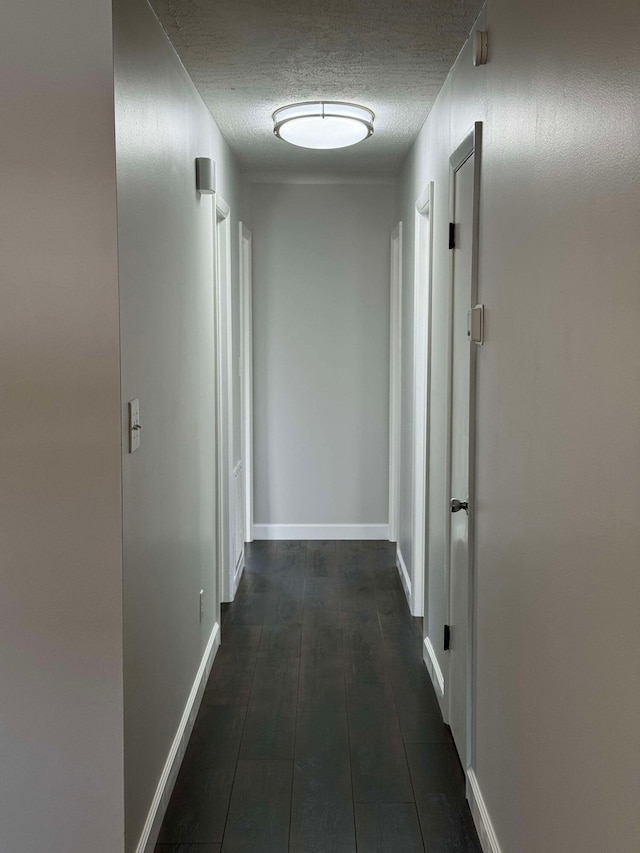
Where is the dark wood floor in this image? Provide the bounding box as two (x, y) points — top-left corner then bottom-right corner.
(155, 540), (481, 853)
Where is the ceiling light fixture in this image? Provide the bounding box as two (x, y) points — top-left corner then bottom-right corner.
(273, 101), (375, 150)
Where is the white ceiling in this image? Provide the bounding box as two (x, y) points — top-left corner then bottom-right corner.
(150, 0), (483, 174)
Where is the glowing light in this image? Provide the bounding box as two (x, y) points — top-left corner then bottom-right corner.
(273, 102), (375, 150)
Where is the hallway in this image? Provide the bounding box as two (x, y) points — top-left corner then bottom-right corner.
(155, 541), (481, 852)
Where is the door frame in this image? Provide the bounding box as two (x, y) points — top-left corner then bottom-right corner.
(410, 182), (434, 618)
(215, 195), (235, 603)
(445, 122), (482, 774)
(388, 221), (403, 544)
(239, 222), (254, 543)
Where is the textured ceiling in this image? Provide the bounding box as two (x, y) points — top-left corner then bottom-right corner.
(150, 0), (483, 173)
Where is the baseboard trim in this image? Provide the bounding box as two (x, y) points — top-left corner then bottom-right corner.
(396, 546), (412, 606)
(467, 768), (503, 853)
(253, 524), (389, 541)
(423, 635), (445, 697)
(232, 550), (245, 598)
(135, 621), (221, 853)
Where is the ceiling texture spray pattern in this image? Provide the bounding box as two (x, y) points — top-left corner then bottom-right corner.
(151, 0), (483, 173)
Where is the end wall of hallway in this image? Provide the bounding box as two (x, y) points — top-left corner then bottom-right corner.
(249, 180), (396, 540)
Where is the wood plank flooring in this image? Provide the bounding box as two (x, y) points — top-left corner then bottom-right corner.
(155, 540), (481, 853)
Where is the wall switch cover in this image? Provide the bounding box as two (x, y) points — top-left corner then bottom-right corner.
(467, 304), (484, 345)
(129, 398), (141, 453)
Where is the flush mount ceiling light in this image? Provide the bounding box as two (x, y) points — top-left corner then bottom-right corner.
(273, 101), (375, 150)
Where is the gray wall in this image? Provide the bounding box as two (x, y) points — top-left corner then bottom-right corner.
(250, 181), (395, 531)
(113, 0), (245, 847)
(397, 1), (640, 850)
(0, 1), (124, 851)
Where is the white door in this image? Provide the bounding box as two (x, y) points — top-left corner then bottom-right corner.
(447, 124), (482, 766)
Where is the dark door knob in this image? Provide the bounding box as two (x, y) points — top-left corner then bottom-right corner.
(450, 498), (468, 513)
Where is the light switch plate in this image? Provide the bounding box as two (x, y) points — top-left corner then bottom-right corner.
(467, 304), (485, 345)
(128, 398), (141, 453)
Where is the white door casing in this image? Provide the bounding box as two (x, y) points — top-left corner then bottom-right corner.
(446, 123), (482, 770)
(239, 222), (253, 544)
(410, 184), (434, 617)
(215, 197), (236, 603)
(388, 222), (403, 544)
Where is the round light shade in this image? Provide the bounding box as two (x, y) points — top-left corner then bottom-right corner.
(273, 102), (374, 150)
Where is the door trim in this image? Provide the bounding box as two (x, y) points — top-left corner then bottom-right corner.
(388, 221), (403, 544)
(445, 122), (482, 773)
(239, 222), (254, 542)
(215, 197), (234, 602)
(410, 182), (434, 618)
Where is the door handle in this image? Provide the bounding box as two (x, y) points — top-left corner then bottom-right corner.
(450, 498), (468, 513)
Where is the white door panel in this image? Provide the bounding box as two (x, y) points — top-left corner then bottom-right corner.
(447, 124), (481, 767)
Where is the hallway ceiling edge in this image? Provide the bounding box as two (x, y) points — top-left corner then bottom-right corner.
(150, 0), (484, 172)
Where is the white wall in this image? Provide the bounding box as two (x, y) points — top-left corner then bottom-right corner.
(250, 180), (395, 536)
(113, 0), (246, 848)
(0, 2), (124, 851)
(398, 1), (640, 851)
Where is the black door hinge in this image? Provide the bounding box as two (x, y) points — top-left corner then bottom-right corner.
(448, 222), (455, 250)
(444, 624), (451, 651)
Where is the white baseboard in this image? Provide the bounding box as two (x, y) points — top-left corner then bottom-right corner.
(467, 768), (503, 853)
(135, 621), (221, 853)
(232, 550), (245, 598)
(253, 523), (389, 541)
(423, 635), (445, 698)
(396, 546), (412, 606)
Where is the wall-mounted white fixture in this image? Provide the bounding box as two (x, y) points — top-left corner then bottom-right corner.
(273, 101), (374, 150)
(195, 157), (216, 194)
(473, 30), (488, 66)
